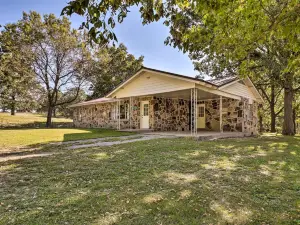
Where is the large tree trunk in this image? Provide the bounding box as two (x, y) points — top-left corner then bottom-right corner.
(270, 107), (276, 132)
(46, 105), (53, 128)
(293, 109), (296, 134)
(52, 107), (56, 118)
(10, 95), (16, 116)
(259, 114), (263, 133)
(282, 74), (295, 135)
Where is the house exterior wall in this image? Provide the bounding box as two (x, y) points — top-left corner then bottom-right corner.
(109, 71), (195, 98)
(221, 81), (256, 100)
(203, 97), (258, 133)
(152, 97), (190, 131)
(73, 96), (258, 134)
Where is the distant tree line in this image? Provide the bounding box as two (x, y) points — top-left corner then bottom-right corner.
(0, 11), (143, 127)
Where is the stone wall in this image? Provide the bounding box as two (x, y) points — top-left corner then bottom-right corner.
(202, 98), (258, 133)
(73, 96), (258, 134)
(152, 97), (190, 131)
(243, 98), (258, 134)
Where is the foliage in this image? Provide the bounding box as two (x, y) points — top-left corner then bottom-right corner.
(0, 23), (36, 115)
(88, 43), (143, 99)
(61, 0), (165, 43)
(0, 136), (299, 223)
(18, 12), (92, 127)
(56, 88), (87, 118)
(62, 0), (300, 135)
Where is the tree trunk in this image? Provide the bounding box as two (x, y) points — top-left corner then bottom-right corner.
(282, 73), (295, 135)
(52, 107), (56, 118)
(269, 83), (276, 132)
(10, 95), (16, 116)
(46, 105), (53, 128)
(293, 109), (296, 134)
(270, 106), (276, 132)
(259, 114), (263, 133)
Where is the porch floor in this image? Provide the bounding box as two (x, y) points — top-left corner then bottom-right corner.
(121, 129), (253, 140)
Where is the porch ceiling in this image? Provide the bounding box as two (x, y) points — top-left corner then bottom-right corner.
(154, 88), (220, 100)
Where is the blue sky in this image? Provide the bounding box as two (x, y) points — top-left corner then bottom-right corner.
(0, 0), (198, 77)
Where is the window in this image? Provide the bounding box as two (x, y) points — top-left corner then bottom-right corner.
(78, 110), (82, 122)
(198, 106), (205, 117)
(120, 104), (129, 119)
(110, 104), (129, 120)
(143, 104), (149, 116)
(110, 105), (117, 120)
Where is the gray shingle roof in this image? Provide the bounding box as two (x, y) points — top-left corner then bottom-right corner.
(206, 76), (238, 87)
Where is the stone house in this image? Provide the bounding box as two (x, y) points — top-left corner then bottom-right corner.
(70, 67), (263, 135)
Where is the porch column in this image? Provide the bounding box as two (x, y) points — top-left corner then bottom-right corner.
(190, 88), (198, 136)
(129, 97), (132, 130)
(220, 96), (223, 133)
(118, 100), (121, 130)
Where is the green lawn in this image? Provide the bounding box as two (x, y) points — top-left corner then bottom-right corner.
(0, 128), (135, 148)
(0, 113), (72, 128)
(0, 135), (299, 224)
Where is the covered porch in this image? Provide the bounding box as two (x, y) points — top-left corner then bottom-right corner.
(115, 87), (246, 136)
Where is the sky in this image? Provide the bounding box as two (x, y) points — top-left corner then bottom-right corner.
(0, 0), (199, 77)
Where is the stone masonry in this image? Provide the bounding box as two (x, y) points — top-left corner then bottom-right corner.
(73, 96), (258, 133)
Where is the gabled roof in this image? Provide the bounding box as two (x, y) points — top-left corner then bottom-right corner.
(69, 98), (118, 108)
(141, 67), (216, 86)
(105, 66), (217, 98)
(206, 76), (238, 87)
(69, 67), (263, 108)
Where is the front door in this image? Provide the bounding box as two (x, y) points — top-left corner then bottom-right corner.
(197, 104), (205, 128)
(140, 101), (150, 129)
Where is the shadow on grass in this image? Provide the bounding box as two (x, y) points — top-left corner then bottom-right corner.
(0, 135), (299, 224)
(0, 121), (74, 129)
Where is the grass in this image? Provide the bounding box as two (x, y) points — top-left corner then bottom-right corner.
(0, 113), (72, 128)
(0, 135), (300, 224)
(0, 128), (136, 148)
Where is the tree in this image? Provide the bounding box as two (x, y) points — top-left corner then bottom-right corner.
(88, 43), (143, 99)
(19, 12), (91, 127)
(0, 23), (35, 115)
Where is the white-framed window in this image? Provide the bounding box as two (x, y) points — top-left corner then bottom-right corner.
(110, 105), (118, 120)
(120, 103), (129, 119)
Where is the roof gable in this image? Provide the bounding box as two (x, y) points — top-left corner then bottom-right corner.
(106, 67), (216, 98)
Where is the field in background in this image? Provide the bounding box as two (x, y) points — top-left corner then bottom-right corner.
(0, 113), (73, 128)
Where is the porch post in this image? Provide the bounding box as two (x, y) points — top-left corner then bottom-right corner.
(190, 88), (197, 137)
(118, 100), (121, 130)
(129, 97), (132, 130)
(195, 88), (198, 136)
(220, 96), (223, 133)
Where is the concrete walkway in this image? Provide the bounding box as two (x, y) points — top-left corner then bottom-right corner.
(66, 134), (175, 150)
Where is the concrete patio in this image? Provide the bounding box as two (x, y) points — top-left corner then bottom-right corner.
(121, 129), (254, 140)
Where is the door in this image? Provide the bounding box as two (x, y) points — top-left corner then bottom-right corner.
(197, 104), (205, 128)
(140, 101), (150, 129)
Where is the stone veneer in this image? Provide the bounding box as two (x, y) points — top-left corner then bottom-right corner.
(203, 97), (258, 133)
(73, 96), (258, 134)
(152, 97), (189, 131)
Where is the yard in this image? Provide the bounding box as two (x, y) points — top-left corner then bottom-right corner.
(0, 128), (299, 224)
(0, 112), (73, 128)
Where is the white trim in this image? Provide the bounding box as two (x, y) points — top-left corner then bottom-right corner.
(244, 77), (264, 103)
(106, 68), (216, 98)
(218, 79), (240, 89)
(195, 85), (242, 100)
(218, 77), (264, 103)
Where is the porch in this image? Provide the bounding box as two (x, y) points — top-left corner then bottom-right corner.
(120, 129), (253, 140)
(72, 87), (257, 136)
